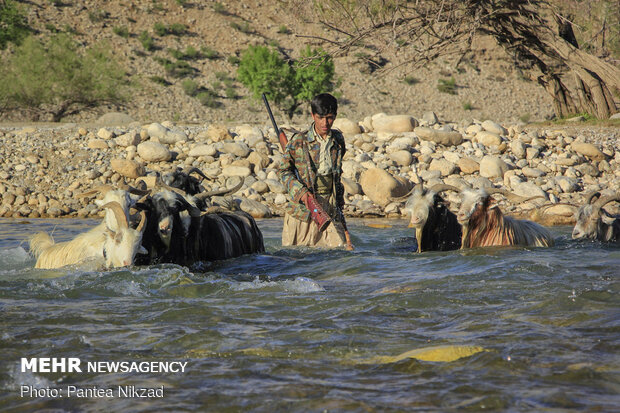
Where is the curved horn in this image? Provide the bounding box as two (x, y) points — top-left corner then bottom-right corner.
(429, 184), (462, 195)
(585, 191), (602, 205)
(136, 210), (147, 232)
(118, 183), (150, 196)
(101, 201), (128, 229)
(183, 166), (215, 180)
(76, 185), (115, 199)
(593, 192), (620, 211)
(538, 202), (577, 212)
(388, 184), (421, 202)
(486, 187), (545, 204)
(195, 179), (244, 200)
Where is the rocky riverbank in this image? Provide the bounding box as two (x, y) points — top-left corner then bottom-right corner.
(1, 113), (618, 225)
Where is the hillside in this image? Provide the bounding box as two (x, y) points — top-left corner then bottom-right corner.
(1, 0), (612, 125)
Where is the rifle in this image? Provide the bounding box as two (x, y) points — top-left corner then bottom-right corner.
(262, 93), (353, 250)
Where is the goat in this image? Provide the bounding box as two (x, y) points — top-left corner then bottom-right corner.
(572, 191), (620, 242)
(30, 202), (147, 269)
(456, 187), (554, 248)
(392, 184), (461, 252)
(162, 166), (213, 196)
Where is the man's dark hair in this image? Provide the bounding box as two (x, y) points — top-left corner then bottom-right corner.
(311, 93), (338, 116)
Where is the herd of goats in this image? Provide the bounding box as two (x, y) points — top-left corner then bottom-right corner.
(28, 168), (620, 270)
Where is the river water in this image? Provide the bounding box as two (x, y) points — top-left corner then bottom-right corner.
(0, 217), (618, 412)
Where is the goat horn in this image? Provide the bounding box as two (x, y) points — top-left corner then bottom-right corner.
(183, 166), (215, 180)
(585, 191), (602, 205)
(388, 184), (420, 202)
(118, 183), (150, 196)
(195, 179), (244, 200)
(486, 187), (544, 204)
(101, 201), (128, 229)
(76, 185), (115, 199)
(538, 202), (577, 211)
(429, 184), (461, 194)
(136, 210), (147, 232)
(593, 192), (620, 211)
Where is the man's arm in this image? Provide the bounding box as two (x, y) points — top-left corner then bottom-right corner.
(276, 138), (309, 205)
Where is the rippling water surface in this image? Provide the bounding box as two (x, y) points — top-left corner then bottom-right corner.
(0, 217), (618, 412)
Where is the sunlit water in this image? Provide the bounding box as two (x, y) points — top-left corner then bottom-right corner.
(0, 217), (618, 412)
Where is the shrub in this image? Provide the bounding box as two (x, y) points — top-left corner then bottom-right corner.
(153, 22), (167, 36)
(0, 0), (30, 49)
(45, 23), (59, 33)
(88, 10), (109, 23)
(139, 31), (154, 51)
(0, 34), (127, 120)
(403, 75), (419, 85)
(462, 101), (473, 110)
(277, 25), (289, 34)
(150, 76), (170, 86)
(196, 90), (219, 108)
(237, 45), (335, 119)
(519, 113), (531, 123)
(155, 57), (195, 78)
(201, 46), (218, 59)
(168, 23), (187, 36)
(437, 77), (457, 94)
(181, 79), (199, 96)
(175, 0), (188, 6)
(213, 2), (226, 14)
(113, 26), (129, 38)
(227, 55), (240, 65)
(230, 21), (251, 34)
(225, 86), (237, 99)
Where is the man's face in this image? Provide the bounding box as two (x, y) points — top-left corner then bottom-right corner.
(311, 112), (336, 138)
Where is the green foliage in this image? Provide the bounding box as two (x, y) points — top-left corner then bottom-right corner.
(403, 75), (419, 85)
(175, 0), (188, 6)
(139, 30), (154, 51)
(230, 21), (251, 34)
(169, 46), (201, 60)
(0, 34), (127, 120)
(437, 77), (457, 94)
(462, 101), (473, 110)
(149, 76), (170, 86)
(519, 113), (531, 123)
(154, 57), (195, 78)
(237, 45), (335, 119)
(227, 55), (240, 65)
(0, 0), (30, 49)
(213, 2), (226, 14)
(181, 79), (199, 96)
(45, 23), (59, 33)
(201, 46), (218, 59)
(196, 89), (219, 108)
(88, 10), (109, 23)
(277, 25), (289, 34)
(113, 26), (129, 38)
(153, 22), (167, 36)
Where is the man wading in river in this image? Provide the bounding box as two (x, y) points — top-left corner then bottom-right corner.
(276, 93), (353, 249)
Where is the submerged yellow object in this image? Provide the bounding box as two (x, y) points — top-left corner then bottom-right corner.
(367, 223), (393, 229)
(366, 345), (487, 364)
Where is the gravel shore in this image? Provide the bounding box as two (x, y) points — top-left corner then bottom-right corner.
(1, 113), (618, 225)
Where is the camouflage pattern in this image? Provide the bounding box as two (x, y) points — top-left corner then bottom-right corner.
(276, 123), (346, 222)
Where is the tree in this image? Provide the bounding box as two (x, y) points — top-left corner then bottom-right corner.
(294, 0), (620, 119)
(0, 34), (128, 121)
(237, 45), (336, 119)
(0, 0), (30, 49)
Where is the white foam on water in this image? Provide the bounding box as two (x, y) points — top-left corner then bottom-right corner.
(4, 363), (53, 391)
(0, 246), (31, 266)
(232, 276), (324, 293)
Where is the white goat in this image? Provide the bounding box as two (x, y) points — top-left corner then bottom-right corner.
(30, 202), (147, 269)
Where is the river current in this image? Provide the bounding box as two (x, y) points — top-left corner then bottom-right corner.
(0, 217), (618, 412)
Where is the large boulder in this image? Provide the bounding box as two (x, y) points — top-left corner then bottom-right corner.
(110, 159), (145, 179)
(372, 114), (418, 133)
(221, 142), (251, 158)
(476, 131), (502, 147)
(570, 142), (606, 160)
(360, 168), (411, 207)
(239, 198), (272, 218)
(333, 118), (361, 135)
(479, 155), (510, 178)
(414, 127), (463, 146)
(137, 141), (171, 162)
(481, 120), (507, 136)
(146, 122), (187, 144)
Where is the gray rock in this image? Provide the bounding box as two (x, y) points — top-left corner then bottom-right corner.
(239, 198), (272, 218)
(522, 167), (545, 178)
(388, 150), (413, 166)
(115, 131), (141, 147)
(222, 142), (251, 158)
(265, 179), (286, 194)
(476, 131), (502, 147)
(189, 144), (217, 157)
(360, 168), (411, 206)
(415, 127), (463, 146)
(137, 141), (171, 162)
(422, 111), (439, 125)
(570, 142), (606, 160)
(342, 176), (362, 195)
(479, 155), (510, 178)
(458, 157), (480, 174)
(481, 120), (507, 135)
(512, 182), (547, 199)
(429, 158), (456, 177)
(511, 140), (527, 159)
(555, 176), (579, 193)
